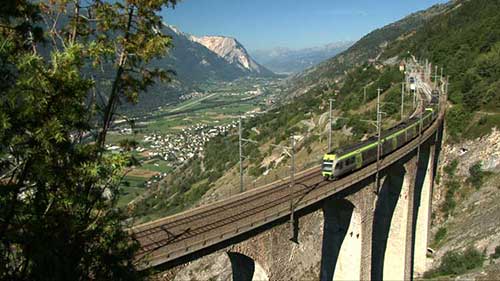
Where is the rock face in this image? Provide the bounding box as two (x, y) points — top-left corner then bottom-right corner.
(426, 128), (500, 279)
(191, 35), (273, 75)
(158, 25), (275, 85)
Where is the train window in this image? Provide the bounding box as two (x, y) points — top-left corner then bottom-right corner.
(349, 157), (355, 165)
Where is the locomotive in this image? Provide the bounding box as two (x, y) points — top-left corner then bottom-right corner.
(321, 107), (436, 180)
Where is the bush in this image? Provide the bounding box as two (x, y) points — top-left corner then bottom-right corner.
(444, 159), (459, 177)
(424, 247), (485, 278)
(434, 227), (447, 245)
(446, 105), (472, 141)
(441, 180), (460, 216)
(468, 162), (489, 190)
(491, 245), (500, 260)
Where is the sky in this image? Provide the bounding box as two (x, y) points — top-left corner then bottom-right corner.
(162, 0), (449, 51)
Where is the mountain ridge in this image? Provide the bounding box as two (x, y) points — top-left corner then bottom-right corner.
(286, 1), (456, 96)
(161, 24), (274, 84)
(191, 35), (274, 76)
(251, 41), (354, 74)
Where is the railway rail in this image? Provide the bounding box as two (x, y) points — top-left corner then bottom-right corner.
(130, 102), (444, 269)
(132, 65), (446, 269)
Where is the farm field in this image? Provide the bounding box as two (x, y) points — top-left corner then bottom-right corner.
(111, 77), (283, 207)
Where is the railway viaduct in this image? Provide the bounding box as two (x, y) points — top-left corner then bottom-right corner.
(132, 67), (446, 280)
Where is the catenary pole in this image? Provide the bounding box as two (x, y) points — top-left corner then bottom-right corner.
(375, 88), (382, 194)
(401, 82), (405, 121)
(239, 117), (244, 193)
(328, 98), (333, 152)
(289, 135), (296, 241)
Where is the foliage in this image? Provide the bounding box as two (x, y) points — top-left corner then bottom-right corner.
(491, 245), (500, 260)
(424, 247), (484, 278)
(0, 0), (177, 279)
(384, 0), (500, 140)
(119, 139), (139, 151)
(468, 162), (489, 190)
(339, 65), (403, 112)
(465, 114), (500, 140)
(441, 180), (460, 216)
(434, 227), (447, 246)
(444, 159), (459, 177)
(445, 105), (472, 141)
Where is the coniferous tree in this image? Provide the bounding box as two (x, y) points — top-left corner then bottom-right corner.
(0, 0), (177, 279)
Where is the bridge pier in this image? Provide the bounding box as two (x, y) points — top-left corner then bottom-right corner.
(371, 155), (418, 281)
(320, 199), (360, 281)
(414, 143), (435, 276)
(355, 182), (377, 281)
(320, 180), (376, 281)
(404, 156), (418, 280)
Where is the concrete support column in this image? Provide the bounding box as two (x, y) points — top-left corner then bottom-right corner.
(382, 169), (411, 280)
(404, 156), (418, 280)
(353, 183), (377, 281)
(414, 144), (435, 275)
(321, 183), (377, 281)
(321, 200), (361, 281)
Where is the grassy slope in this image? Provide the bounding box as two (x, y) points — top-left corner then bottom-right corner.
(286, 2), (452, 94)
(129, 1), (500, 278)
(382, 0), (500, 141)
(373, 0), (500, 277)
(127, 0), (444, 222)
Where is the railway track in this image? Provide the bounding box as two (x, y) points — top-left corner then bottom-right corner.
(133, 170), (319, 240)
(133, 169), (322, 258)
(131, 89), (445, 270)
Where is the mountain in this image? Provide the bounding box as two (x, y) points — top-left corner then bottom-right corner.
(159, 25), (274, 85)
(137, 1), (500, 279)
(251, 41), (354, 74)
(191, 35), (274, 76)
(287, 2), (454, 94)
(121, 25), (275, 116)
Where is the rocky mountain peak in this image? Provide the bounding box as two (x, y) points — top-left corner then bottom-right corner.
(190, 35), (271, 74)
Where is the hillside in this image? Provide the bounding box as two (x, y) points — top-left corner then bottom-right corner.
(286, 2), (454, 96)
(160, 25), (275, 84)
(119, 25), (275, 116)
(382, 0), (500, 141)
(130, 1), (500, 278)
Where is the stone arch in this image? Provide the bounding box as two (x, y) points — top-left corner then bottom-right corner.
(172, 251), (268, 281)
(227, 252), (268, 281)
(320, 198), (362, 281)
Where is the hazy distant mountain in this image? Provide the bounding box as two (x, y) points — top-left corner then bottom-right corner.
(251, 41), (354, 74)
(160, 25), (274, 84)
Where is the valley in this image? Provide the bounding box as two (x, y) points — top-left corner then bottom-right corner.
(4, 0), (500, 279)
(108, 77), (284, 208)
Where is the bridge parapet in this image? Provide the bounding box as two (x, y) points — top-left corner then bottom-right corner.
(135, 64), (448, 280)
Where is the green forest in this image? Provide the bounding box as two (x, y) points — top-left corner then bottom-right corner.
(384, 0), (500, 141)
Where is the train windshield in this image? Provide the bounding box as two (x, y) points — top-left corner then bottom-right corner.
(322, 161), (334, 171)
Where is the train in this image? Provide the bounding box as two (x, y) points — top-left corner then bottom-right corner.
(321, 107), (437, 180)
